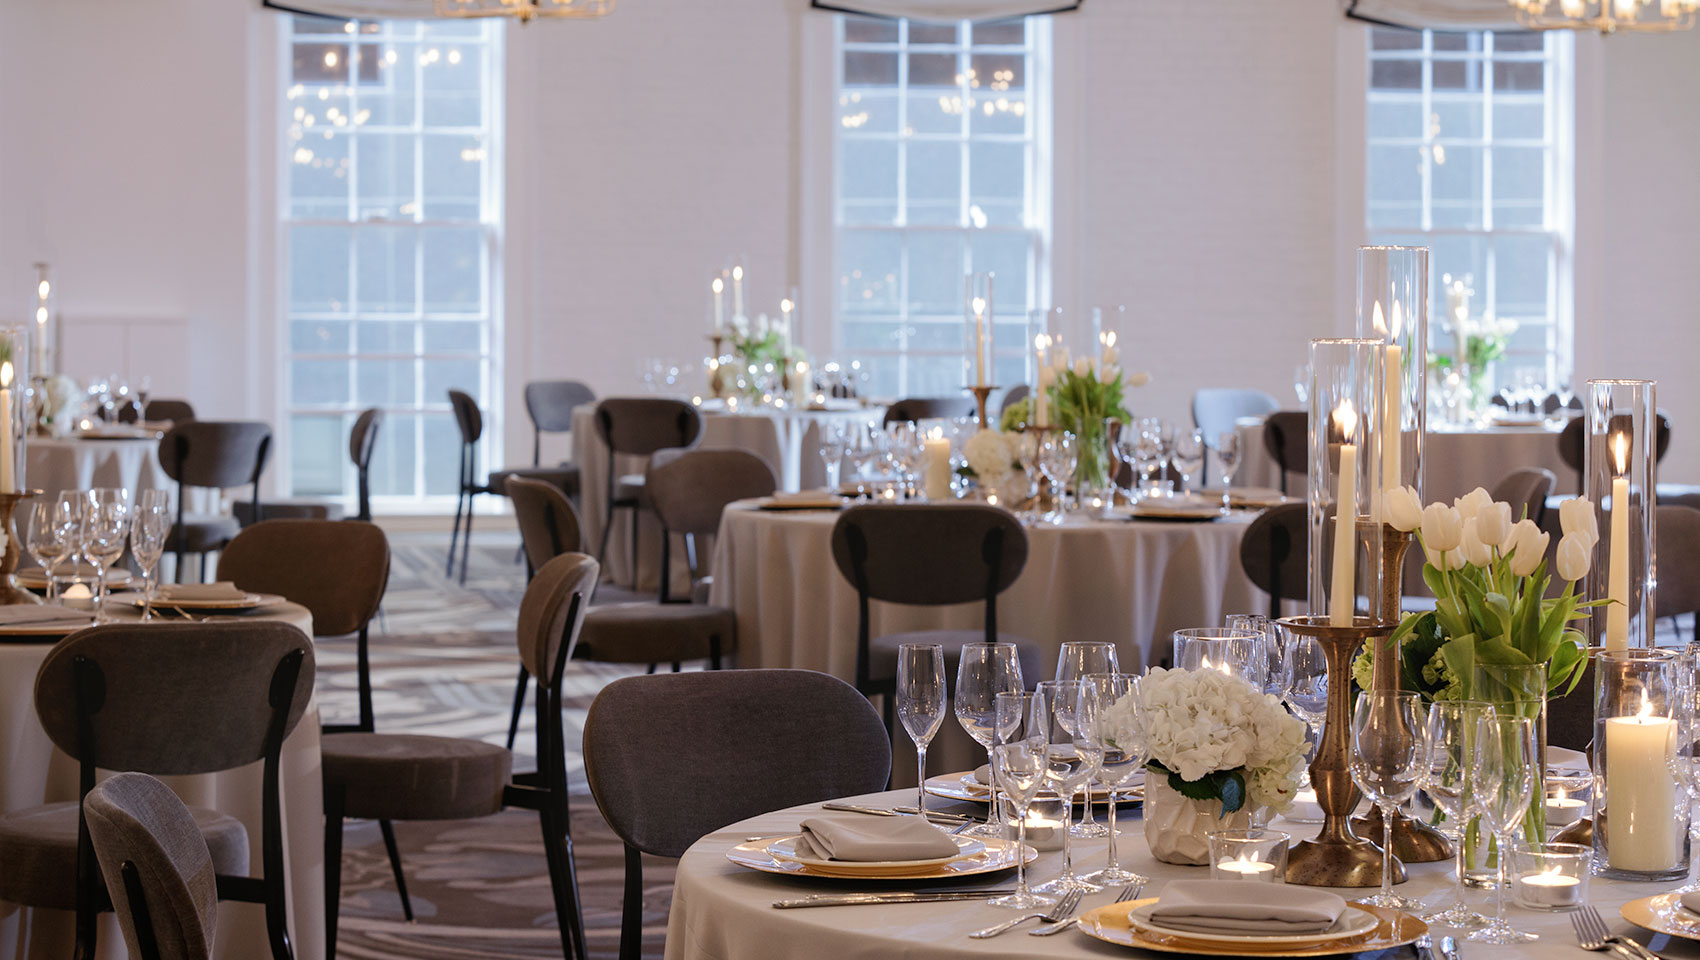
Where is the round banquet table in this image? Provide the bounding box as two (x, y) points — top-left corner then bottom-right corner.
(1236, 416), (1577, 504)
(0, 600), (324, 960)
(26, 435), (173, 500)
(708, 501), (1293, 783)
(573, 401), (875, 591)
(666, 787), (1691, 960)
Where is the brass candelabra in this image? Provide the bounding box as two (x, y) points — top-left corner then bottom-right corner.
(965, 384), (997, 427)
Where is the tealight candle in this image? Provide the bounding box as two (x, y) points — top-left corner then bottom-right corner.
(1216, 855), (1277, 879)
(1207, 828), (1288, 883)
(1510, 843), (1590, 911)
(1515, 870), (1581, 908)
(1544, 794), (1586, 829)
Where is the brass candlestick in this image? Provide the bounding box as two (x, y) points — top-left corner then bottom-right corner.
(965, 384), (997, 427)
(1279, 614), (1403, 887)
(1350, 522), (1453, 863)
(705, 333), (729, 399)
(0, 491), (44, 606)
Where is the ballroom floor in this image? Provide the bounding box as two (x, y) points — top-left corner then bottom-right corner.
(318, 530), (676, 959)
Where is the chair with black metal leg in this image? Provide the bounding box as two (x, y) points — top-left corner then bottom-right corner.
(1261, 411), (1307, 497)
(446, 389), (497, 583)
(505, 475), (586, 750)
(591, 397), (703, 566)
(156, 421), (271, 583)
(349, 408), (383, 522)
(487, 380), (597, 505)
(1238, 501), (1307, 623)
(84, 772), (220, 960)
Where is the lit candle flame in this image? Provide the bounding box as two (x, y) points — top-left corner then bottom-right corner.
(1, 362), (13, 388)
(780, 298), (794, 313)
(1101, 330), (1117, 348)
(1637, 695), (1654, 722)
(1613, 430), (1630, 475)
(1390, 299), (1404, 340)
(732, 265), (743, 281)
(712, 277), (724, 294)
(1034, 332), (1050, 351)
(971, 297), (986, 318)
(1372, 301), (1386, 337)
(37, 281), (49, 299)
(1333, 400), (1358, 443)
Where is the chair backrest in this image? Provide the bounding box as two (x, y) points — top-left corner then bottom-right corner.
(85, 773), (218, 960)
(594, 398), (702, 457)
(1192, 389), (1278, 442)
(882, 397), (976, 426)
(1261, 411), (1308, 475)
(1239, 502), (1308, 617)
(583, 670), (891, 858)
(215, 520), (389, 638)
(830, 503), (1027, 605)
(1657, 504), (1700, 619)
(508, 476), (585, 571)
(525, 380), (597, 435)
(999, 384), (1030, 417)
(144, 399), (196, 424)
(646, 448), (776, 537)
(35, 621), (315, 776)
(1490, 467), (1556, 528)
(156, 422), (271, 491)
(448, 389), (483, 445)
(515, 553), (601, 687)
(1559, 412), (1673, 472)
(349, 408), (383, 521)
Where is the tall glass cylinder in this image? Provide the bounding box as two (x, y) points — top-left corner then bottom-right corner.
(1355, 246), (1427, 506)
(1307, 339), (1384, 626)
(0, 326), (31, 494)
(963, 273), (995, 389)
(30, 263), (54, 378)
(1091, 305), (1128, 376)
(1592, 648), (1689, 880)
(1583, 379), (1657, 650)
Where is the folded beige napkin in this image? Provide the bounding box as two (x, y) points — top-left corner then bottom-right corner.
(159, 582), (248, 602)
(1148, 880), (1347, 935)
(793, 814), (959, 862)
(0, 605), (94, 626)
(972, 763), (992, 785)
(1681, 891), (1700, 914)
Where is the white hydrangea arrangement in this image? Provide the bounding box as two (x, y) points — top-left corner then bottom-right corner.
(961, 428), (1020, 485)
(1102, 667), (1309, 817)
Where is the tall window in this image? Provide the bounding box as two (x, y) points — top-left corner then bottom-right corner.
(833, 16), (1048, 398)
(1366, 28), (1571, 391)
(282, 17), (502, 506)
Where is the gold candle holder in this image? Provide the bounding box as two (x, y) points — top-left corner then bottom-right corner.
(966, 384), (997, 427)
(1278, 614), (1403, 887)
(0, 491), (44, 606)
(705, 333), (729, 399)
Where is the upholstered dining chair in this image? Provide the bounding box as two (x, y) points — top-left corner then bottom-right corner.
(84, 772), (219, 960)
(999, 383), (1030, 418)
(446, 388), (498, 583)
(1558, 411), (1672, 493)
(1192, 388), (1278, 481)
(349, 407), (383, 522)
(156, 420), (271, 583)
(1657, 504), (1700, 642)
(0, 621), (314, 960)
(583, 669), (892, 960)
(143, 399), (195, 424)
(321, 552), (598, 960)
(504, 475), (587, 749)
(1491, 467), (1557, 528)
(1239, 502), (1307, 623)
(506, 380), (596, 491)
(828, 503), (1041, 726)
(1261, 411), (1308, 496)
(882, 396), (976, 426)
(592, 397), (703, 564)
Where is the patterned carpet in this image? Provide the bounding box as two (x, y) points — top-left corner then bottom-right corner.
(321, 531), (676, 959)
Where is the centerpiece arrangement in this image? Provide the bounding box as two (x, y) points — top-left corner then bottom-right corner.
(1432, 274), (1517, 418)
(998, 340), (1147, 501)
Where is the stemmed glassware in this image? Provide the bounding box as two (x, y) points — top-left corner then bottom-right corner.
(1214, 430), (1242, 511)
(1670, 644), (1700, 894)
(1055, 642), (1119, 838)
(896, 643), (947, 821)
(130, 490), (172, 620)
(1131, 419), (1163, 496)
(989, 733), (1049, 909)
(1283, 633), (1330, 756)
(846, 422), (887, 488)
(1227, 614), (1281, 698)
(954, 643), (1026, 838)
(1468, 711), (1539, 944)
(1172, 429), (1205, 495)
(1348, 690), (1429, 911)
(1080, 673), (1149, 886)
(27, 500), (72, 601)
(1421, 700), (1493, 928)
(1032, 680), (1104, 895)
(818, 419), (850, 492)
(79, 489), (132, 623)
(885, 422), (923, 498)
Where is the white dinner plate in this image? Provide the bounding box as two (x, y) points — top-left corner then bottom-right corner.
(128, 591), (285, 612)
(756, 495), (846, 511)
(1127, 902), (1381, 946)
(725, 835), (1032, 880)
(764, 834), (983, 875)
(923, 770), (1141, 805)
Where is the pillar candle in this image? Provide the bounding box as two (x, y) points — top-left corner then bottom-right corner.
(1329, 402), (1358, 627)
(780, 298), (795, 356)
(1607, 432), (1631, 651)
(1380, 302), (1403, 517)
(0, 361), (15, 493)
(1604, 704), (1680, 872)
(1036, 365), (1052, 427)
(712, 277), (725, 333)
(971, 297), (987, 387)
(922, 431), (952, 500)
(731, 265), (744, 319)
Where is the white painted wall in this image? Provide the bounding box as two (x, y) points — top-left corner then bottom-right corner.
(3, 0), (1698, 499)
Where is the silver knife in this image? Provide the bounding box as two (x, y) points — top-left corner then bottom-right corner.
(774, 891), (1008, 908)
(892, 806), (977, 823)
(1440, 934), (1460, 960)
(1412, 933), (1432, 960)
(820, 802), (900, 817)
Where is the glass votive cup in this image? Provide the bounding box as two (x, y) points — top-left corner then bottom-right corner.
(1510, 842), (1590, 911)
(1013, 794), (1067, 852)
(1544, 779), (1591, 832)
(55, 577), (95, 609)
(1207, 828), (1289, 882)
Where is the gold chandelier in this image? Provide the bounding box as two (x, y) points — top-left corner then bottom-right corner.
(1508, 0), (1698, 32)
(434, 0), (614, 22)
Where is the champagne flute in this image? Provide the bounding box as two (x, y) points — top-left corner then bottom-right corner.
(1172, 428), (1205, 495)
(954, 643), (1025, 838)
(989, 738), (1051, 909)
(131, 490), (172, 620)
(1421, 701), (1493, 928)
(896, 643), (946, 820)
(1348, 690), (1429, 911)
(1080, 673), (1148, 885)
(1032, 680), (1104, 894)
(1055, 641), (1119, 838)
(1467, 711), (1539, 944)
(27, 501), (70, 601)
(1215, 429), (1242, 501)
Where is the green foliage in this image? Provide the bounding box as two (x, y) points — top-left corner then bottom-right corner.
(1149, 761), (1247, 816)
(1048, 368), (1132, 436)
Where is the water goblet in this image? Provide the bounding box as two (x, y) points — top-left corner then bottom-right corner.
(1131, 419), (1163, 496)
(131, 490), (172, 620)
(1080, 673), (1148, 885)
(1348, 690), (1429, 911)
(1037, 432), (1076, 522)
(1172, 429), (1205, 495)
(896, 643), (946, 820)
(1421, 701), (1494, 928)
(1032, 680), (1104, 895)
(1225, 614), (1278, 695)
(1467, 711), (1539, 944)
(27, 501), (71, 601)
(989, 739), (1052, 909)
(79, 494), (131, 623)
(1215, 430), (1242, 510)
(818, 419), (850, 492)
(955, 644), (1025, 838)
(1055, 641), (1119, 838)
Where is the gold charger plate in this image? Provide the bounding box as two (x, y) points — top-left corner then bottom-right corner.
(17, 567), (134, 589)
(1622, 893), (1700, 941)
(725, 835), (1033, 880)
(923, 771), (1141, 805)
(1079, 899), (1426, 956)
(127, 591), (286, 612)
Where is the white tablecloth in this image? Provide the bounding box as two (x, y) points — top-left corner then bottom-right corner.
(25, 436), (171, 500)
(667, 787), (1692, 960)
(1238, 417), (1578, 504)
(573, 402), (875, 591)
(0, 603), (323, 960)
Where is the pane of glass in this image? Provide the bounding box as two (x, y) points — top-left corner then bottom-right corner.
(422, 41), (484, 126)
(421, 133), (484, 220)
(356, 320), (415, 354)
(362, 41), (419, 126)
(354, 132), (416, 219)
(1495, 234), (1551, 320)
(907, 92), (961, 135)
(970, 91), (1026, 135)
(357, 358), (417, 405)
(1493, 144), (1545, 203)
(422, 412), (461, 496)
(1431, 96), (1482, 140)
(1494, 98), (1545, 140)
(1432, 33), (1480, 52)
(356, 228), (417, 315)
(1367, 99), (1423, 139)
(909, 316), (962, 351)
(292, 358), (351, 406)
(906, 231), (966, 316)
(839, 231), (902, 317)
(838, 139), (899, 224)
(1370, 28), (1422, 50)
(971, 19), (1026, 46)
(969, 141), (1025, 226)
(841, 92), (898, 134)
(423, 320), (484, 353)
(1424, 234), (1489, 356)
(841, 320), (902, 352)
(290, 226), (352, 314)
(291, 320), (349, 354)
(423, 358), (480, 410)
(421, 228), (485, 314)
(1433, 58), (1483, 92)
(291, 415), (345, 496)
(969, 231), (1029, 317)
(369, 413), (418, 497)
(1370, 60), (1422, 90)
(905, 353), (962, 396)
(856, 356), (902, 398)
(1430, 144), (1484, 229)
(906, 139), (961, 225)
(293, 41), (351, 86)
(908, 52), (958, 87)
(288, 129), (349, 218)
(1494, 60), (1544, 91)
(1493, 32), (1545, 52)
(843, 16), (898, 43)
(1366, 145), (1424, 229)
(908, 22), (959, 44)
(970, 53), (1024, 92)
(843, 50), (898, 86)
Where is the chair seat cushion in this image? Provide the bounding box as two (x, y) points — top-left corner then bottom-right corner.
(0, 800), (249, 911)
(613, 474), (649, 506)
(867, 630), (1042, 691)
(165, 515), (241, 553)
(323, 733), (512, 822)
(489, 465), (581, 498)
(578, 603), (736, 664)
(233, 499), (346, 526)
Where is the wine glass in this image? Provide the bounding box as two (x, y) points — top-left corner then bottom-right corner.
(1283, 633), (1329, 744)
(1225, 614), (1277, 695)
(1055, 642), (1118, 837)
(1348, 690), (1429, 911)
(1421, 701), (1493, 928)
(1215, 430), (1242, 511)
(79, 492), (131, 623)
(896, 643), (946, 821)
(1032, 680), (1104, 894)
(27, 501), (71, 601)
(989, 737), (1051, 909)
(818, 419), (850, 492)
(885, 421), (922, 498)
(954, 643), (1025, 838)
(1131, 419), (1163, 497)
(1080, 673), (1149, 886)
(1173, 627), (1264, 688)
(131, 490), (172, 620)
(1467, 711), (1539, 944)
(1172, 429), (1205, 495)
(1037, 432), (1076, 523)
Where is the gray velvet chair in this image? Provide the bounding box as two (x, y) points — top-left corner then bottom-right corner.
(84, 773), (219, 960)
(1192, 388), (1278, 480)
(1492, 467), (1557, 527)
(156, 421), (271, 582)
(592, 397), (703, 564)
(0, 621), (314, 960)
(882, 396), (976, 426)
(583, 669), (892, 960)
(143, 399), (195, 424)
(321, 552), (599, 960)
(504, 475), (588, 749)
(829, 503), (1041, 723)
(1261, 410), (1308, 496)
(1239, 502), (1307, 623)
(486, 381), (594, 500)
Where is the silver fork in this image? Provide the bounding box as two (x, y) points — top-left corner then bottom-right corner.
(1572, 904), (1661, 960)
(1029, 878), (1145, 936)
(969, 887), (1083, 939)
